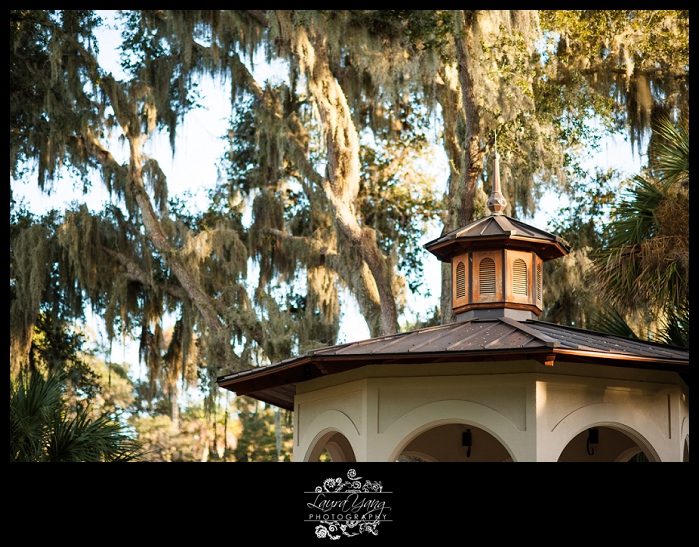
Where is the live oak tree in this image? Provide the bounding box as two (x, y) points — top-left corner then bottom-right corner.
(10, 10), (689, 416)
(539, 10), (689, 155)
(11, 11), (255, 390)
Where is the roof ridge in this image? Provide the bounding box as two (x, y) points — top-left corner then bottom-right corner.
(498, 316), (562, 347)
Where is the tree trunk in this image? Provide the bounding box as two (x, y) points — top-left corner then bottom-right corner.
(436, 11), (491, 326)
(436, 69), (464, 326)
(454, 10), (487, 228)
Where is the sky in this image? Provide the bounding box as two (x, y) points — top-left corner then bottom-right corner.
(12, 11), (645, 371)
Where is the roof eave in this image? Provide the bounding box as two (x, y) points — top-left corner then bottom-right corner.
(217, 347), (689, 408)
(425, 235), (570, 262)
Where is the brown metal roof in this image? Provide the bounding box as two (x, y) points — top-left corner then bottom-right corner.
(424, 214), (571, 262)
(217, 318), (689, 411)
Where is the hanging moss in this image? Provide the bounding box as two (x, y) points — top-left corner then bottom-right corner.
(540, 10), (689, 156)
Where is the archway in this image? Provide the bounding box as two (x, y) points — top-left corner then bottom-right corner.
(299, 409), (361, 462)
(548, 402), (668, 461)
(397, 423), (512, 462)
(557, 426), (657, 462)
(305, 430), (357, 462)
(382, 399), (521, 462)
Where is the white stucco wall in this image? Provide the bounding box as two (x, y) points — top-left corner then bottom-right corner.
(293, 359), (688, 462)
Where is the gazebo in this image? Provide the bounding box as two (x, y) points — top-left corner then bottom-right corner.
(217, 154), (690, 462)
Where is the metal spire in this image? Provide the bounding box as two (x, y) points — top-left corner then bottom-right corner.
(487, 136), (507, 215)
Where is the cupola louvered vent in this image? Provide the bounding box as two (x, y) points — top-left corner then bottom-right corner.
(537, 262), (542, 301)
(479, 258), (496, 294)
(456, 261), (466, 299)
(513, 258), (527, 295)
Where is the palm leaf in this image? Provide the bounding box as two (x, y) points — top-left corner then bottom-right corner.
(655, 302), (689, 349)
(590, 115), (689, 314)
(586, 305), (639, 339)
(11, 370), (144, 462)
(652, 116), (689, 188)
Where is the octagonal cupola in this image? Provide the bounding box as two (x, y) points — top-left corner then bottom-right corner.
(425, 152), (571, 322)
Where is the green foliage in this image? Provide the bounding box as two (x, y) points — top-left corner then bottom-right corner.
(9, 295), (143, 462)
(546, 167), (622, 251)
(10, 11), (105, 190)
(590, 117), (689, 314)
(539, 167), (621, 327)
(542, 116), (689, 345)
(539, 10), (689, 154)
(656, 301), (689, 348)
(357, 113), (442, 295)
(10, 370), (143, 462)
(233, 396), (293, 462)
(130, 404), (235, 462)
(587, 116), (689, 345)
(587, 305), (640, 340)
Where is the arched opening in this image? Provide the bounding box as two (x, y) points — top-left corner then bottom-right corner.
(557, 426), (657, 462)
(683, 436), (689, 462)
(396, 423), (512, 462)
(306, 431), (357, 462)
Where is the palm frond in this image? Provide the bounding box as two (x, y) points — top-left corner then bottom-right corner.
(652, 116), (689, 188)
(586, 305), (639, 339)
(655, 302), (689, 348)
(606, 176), (663, 247)
(11, 370), (143, 462)
(590, 115), (689, 314)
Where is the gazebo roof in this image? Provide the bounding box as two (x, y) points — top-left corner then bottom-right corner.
(217, 317), (689, 411)
(424, 213), (571, 262)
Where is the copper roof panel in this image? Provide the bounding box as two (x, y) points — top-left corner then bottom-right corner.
(223, 318), (688, 374)
(529, 321), (688, 359)
(301, 319), (571, 357)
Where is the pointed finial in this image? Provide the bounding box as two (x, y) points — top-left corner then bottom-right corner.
(487, 136), (507, 215)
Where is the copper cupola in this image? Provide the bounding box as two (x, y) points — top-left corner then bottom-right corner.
(425, 152), (571, 322)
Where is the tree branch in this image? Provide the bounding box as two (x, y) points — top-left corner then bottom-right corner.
(99, 245), (187, 301)
(227, 52), (326, 190)
(245, 10), (269, 27)
(264, 228), (383, 335)
(275, 13), (398, 335)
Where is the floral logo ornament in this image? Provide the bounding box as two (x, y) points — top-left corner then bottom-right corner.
(308, 469), (390, 539)
(314, 469), (383, 494)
